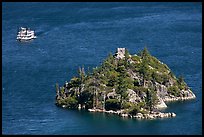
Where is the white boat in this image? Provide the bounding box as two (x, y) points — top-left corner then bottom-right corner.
(16, 27), (37, 41)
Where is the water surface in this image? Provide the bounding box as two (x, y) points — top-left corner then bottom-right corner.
(2, 2), (202, 135)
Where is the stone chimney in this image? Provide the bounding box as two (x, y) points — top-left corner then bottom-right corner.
(115, 48), (126, 59)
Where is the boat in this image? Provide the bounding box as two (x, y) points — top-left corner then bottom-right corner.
(16, 27), (37, 41)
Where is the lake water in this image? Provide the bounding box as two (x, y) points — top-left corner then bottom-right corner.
(2, 2), (202, 135)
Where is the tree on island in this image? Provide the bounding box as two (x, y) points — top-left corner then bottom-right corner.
(145, 89), (158, 111)
(55, 47), (195, 119)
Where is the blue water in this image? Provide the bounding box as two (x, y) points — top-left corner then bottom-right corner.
(2, 2), (202, 135)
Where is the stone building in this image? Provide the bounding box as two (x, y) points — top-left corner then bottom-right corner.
(115, 48), (126, 59)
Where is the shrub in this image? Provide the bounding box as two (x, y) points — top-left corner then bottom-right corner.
(128, 104), (140, 115)
(152, 72), (162, 83)
(139, 109), (148, 114)
(152, 71), (169, 84)
(68, 77), (81, 88)
(133, 79), (140, 86)
(138, 101), (145, 109)
(121, 91), (129, 99)
(133, 86), (148, 94)
(177, 75), (187, 90)
(121, 101), (132, 109)
(131, 55), (140, 62)
(58, 96), (78, 109)
(105, 99), (121, 111)
(167, 86), (180, 97)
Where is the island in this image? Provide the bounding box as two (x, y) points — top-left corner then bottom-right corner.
(55, 47), (196, 119)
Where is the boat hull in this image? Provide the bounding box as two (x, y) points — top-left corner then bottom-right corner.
(16, 37), (37, 42)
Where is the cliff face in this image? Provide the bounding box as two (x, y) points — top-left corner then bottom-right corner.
(55, 47), (196, 119)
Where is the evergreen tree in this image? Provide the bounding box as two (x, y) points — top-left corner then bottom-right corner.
(178, 75), (184, 84)
(145, 89), (157, 111)
(124, 49), (130, 68)
(139, 47), (150, 59)
(78, 66), (85, 84)
(177, 75), (186, 90)
(139, 58), (152, 86)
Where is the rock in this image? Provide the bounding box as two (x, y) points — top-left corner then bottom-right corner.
(127, 58), (134, 64)
(143, 114), (148, 119)
(127, 89), (141, 103)
(148, 115), (154, 119)
(137, 113), (143, 116)
(121, 113), (128, 117)
(160, 114), (164, 118)
(96, 109), (103, 112)
(129, 115), (133, 118)
(133, 115), (137, 118)
(171, 113), (176, 117)
(135, 113), (143, 119)
(155, 82), (168, 97)
(155, 97), (167, 109)
(163, 92), (196, 102)
(78, 104), (81, 110)
(109, 110), (114, 113)
(88, 109), (95, 112)
(107, 91), (117, 99)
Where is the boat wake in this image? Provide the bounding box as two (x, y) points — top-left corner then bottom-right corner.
(35, 30), (44, 36)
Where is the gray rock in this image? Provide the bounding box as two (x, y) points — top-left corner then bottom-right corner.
(155, 97), (167, 109)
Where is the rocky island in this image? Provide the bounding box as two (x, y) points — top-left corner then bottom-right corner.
(55, 48), (196, 120)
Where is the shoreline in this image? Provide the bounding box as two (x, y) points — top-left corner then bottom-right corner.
(60, 91), (196, 120)
(87, 94), (196, 120)
(163, 93), (196, 102)
(88, 108), (176, 120)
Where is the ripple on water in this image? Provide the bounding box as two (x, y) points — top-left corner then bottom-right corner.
(2, 2), (202, 135)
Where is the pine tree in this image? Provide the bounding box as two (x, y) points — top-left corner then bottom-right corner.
(141, 47), (150, 59)
(145, 89), (157, 111)
(78, 66), (85, 84)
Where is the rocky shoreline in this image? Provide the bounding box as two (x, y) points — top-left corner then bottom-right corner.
(56, 48), (196, 120)
(163, 91), (196, 102)
(88, 108), (176, 120)
(87, 92), (196, 120)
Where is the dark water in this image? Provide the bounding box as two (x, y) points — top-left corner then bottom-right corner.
(2, 2), (202, 135)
